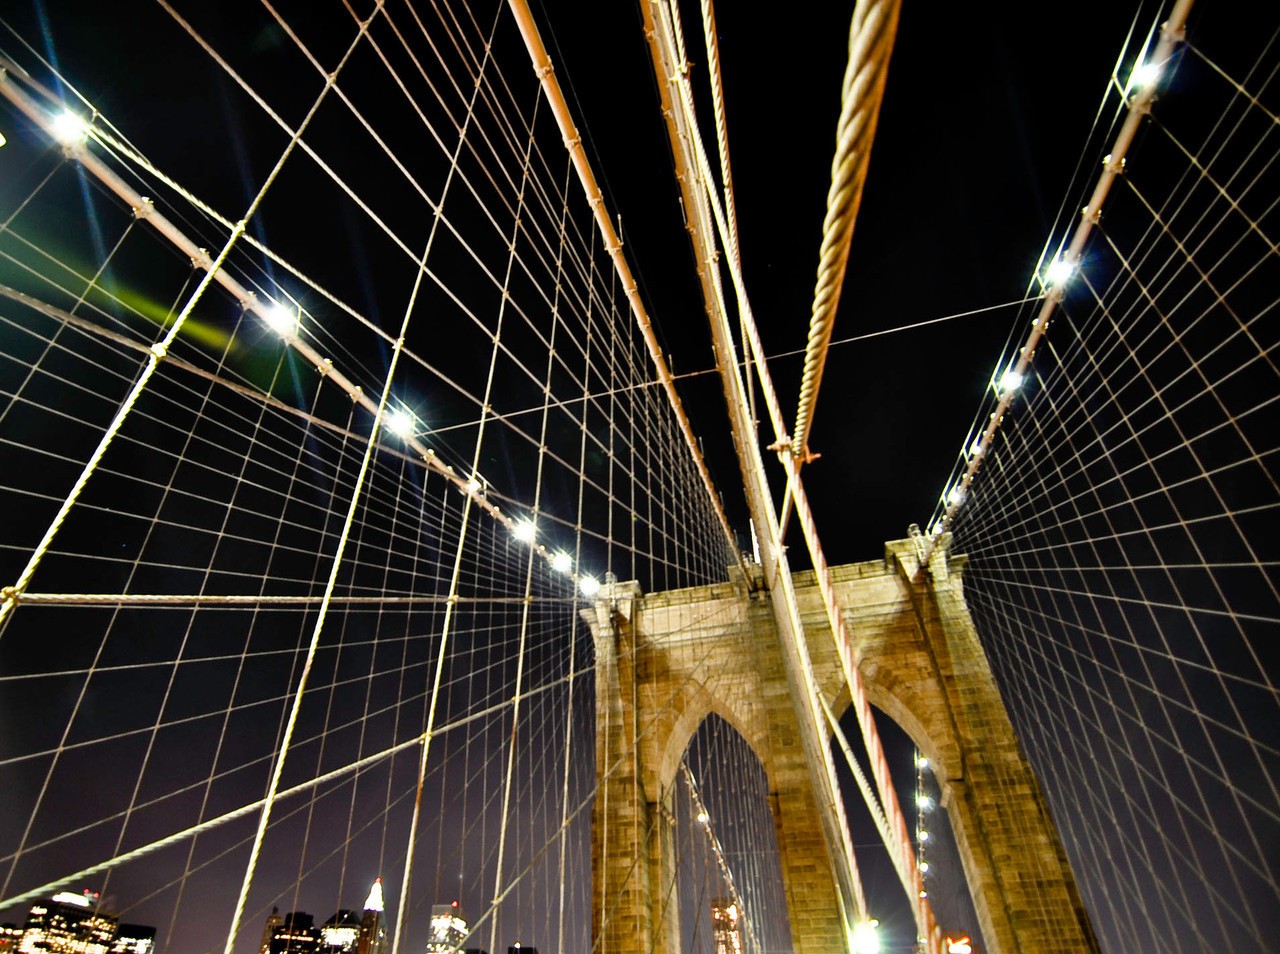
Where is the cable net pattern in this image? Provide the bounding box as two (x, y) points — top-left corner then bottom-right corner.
(928, 15), (1278, 953)
(0, 2), (736, 951)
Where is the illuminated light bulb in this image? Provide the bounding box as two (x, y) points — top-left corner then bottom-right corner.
(579, 576), (600, 598)
(383, 408), (415, 440)
(512, 520), (536, 544)
(919, 889), (928, 899)
(262, 303), (297, 336)
(920, 861), (930, 872)
(930, 520), (945, 536)
(1131, 61), (1161, 88)
(852, 920), (881, 954)
(697, 811), (709, 824)
(1046, 257), (1074, 284)
(917, 795), (932, 810)
(919, 830), (930, 842)
(0, 131), (7, 148)
(551, 551), (573, 574)
(969, 438), (984, 457)
(947, 487), (965, 507)
(51, 110), (88, 145)
(465, 477), (481, 495)
(999, 369), (1025, 392)
(917, 755), (929, 769)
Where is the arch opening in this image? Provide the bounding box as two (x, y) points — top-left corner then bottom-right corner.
(674, 714), (793, 954)
(832, 703), (985, 953)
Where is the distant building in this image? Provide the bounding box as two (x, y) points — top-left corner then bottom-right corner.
(710, 899), (743, 954)
(354, 880), (387, 954)
(425, 903), (468, 953)
(19, 891), (117, 954)
(111, 925), (156, 954)
(268, 913), (320, 954)
(0, 925), (23, 954)
(319, 911), (361, 953)
(259, 909), (284, 954)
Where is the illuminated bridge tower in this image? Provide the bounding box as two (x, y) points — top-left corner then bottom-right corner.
(587, 539), (1098, 954)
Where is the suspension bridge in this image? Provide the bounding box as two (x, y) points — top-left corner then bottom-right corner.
(0, 1), (1274, 953)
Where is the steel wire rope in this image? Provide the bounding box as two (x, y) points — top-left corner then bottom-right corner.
(479, 91), (543, 951)
(921, 0), (1198, 561)
(2, 11), (742, 942)
(649, 0), (882, 936)
(655, 2), (950, 941)
(148, 0), (632, 471)
(789, 0), (900, 462)
(5, 37), (721, 532)
(942, 142), (1279, 948)
(0, 72), (696, 601)
(0, 579), (779, 937)
(507, 0), (750, 580)
(0, 209), (147, 894)
(953, 392), (1271, 945)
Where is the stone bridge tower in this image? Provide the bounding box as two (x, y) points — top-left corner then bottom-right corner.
(585, 539), (1098, 954)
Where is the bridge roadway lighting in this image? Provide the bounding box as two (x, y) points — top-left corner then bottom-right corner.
(999, 369), (1025, 393)
(551, 551), (572, 574)
(852, 919), (880, 954)
(50, 109), (88, 145)
(1131, 61), (1162, 88)
(1045, 257), (1074, 285)
(579, 576), (600, 597)
(262, 302), (298, 336)
(383, 407), (415, 440)
(512, 519), (536, 544)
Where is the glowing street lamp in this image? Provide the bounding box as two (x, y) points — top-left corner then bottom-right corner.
(551, 551), (573, 574)
(1130, 61), (1161, 88)
(1045, 257), (1074, 285)
(852, 919), (880, 954)
(383, 407), (415, 440)
(999, 369), (1024, 393)
(512, 519), (536, 544)
(262, 302), (298, 337)
(579, 576), (600, 598)
(50, 110), (88, 145)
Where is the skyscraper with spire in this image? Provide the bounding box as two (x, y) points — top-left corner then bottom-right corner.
(354, 880), (387, 954)
(259, 908), (284, 954)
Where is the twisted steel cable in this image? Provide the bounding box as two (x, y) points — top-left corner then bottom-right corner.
(792, 0), (901, 461)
